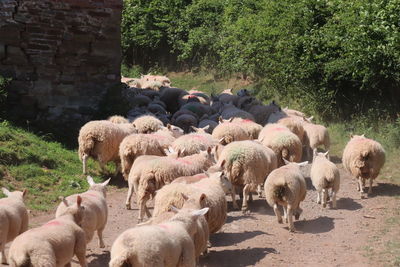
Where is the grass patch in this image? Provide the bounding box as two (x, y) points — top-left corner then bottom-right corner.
(0, 120), (108, 211)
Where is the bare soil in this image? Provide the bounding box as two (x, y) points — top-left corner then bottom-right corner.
(2, 163), (399, 267)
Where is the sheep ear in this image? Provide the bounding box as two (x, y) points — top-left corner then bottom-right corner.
(350, 134), (354, 138)
(22, 189), (28, 197)
(361, 134), (365, 138)
(219, 171), (225, 179)
(191, 207), (209, 217)
(60, 196), (69, 207)
(218, 116), (223, 123)
(102, 178), (111, 187)
(2, 187), (10, 196)
(181, 193), (189, 201)
(307, 116), (314, 121)
(283, 158), (291, 165)
(169, 205), (180, 213)
(191, 126), (199, 131)
(77, 195), (82, 207)
(229, 117), (234, 122)
(323, 151), (329, 158)
(202, 125), (210, 130)
(167, 123), (172, 129)
(284, 106), (288, 110)
(220, 159), (226, 168)
(87, 176), (95, 186)
(313, 149), (318, 157)
(200, 193), (206, 202)
(297, 161), (308, 167)
(218, 137), (225, 144)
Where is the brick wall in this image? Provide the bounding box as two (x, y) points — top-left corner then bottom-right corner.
(0, 0), (123, 122)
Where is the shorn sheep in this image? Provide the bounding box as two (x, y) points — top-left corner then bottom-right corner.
(302, 122), (330, 161)
(78, 120), (136, 174)
(342, 134), (385, 197)
(8, 196), (87, 267)
(0, 188), (28, 264)
(136, 148), (216, 221)
(212, 121), (249, 145)
(264, 160), (308, 232)
(109, 207), (209, 267)
(217, 140), (277, 211)
(153, 171), (231, 233)
(119, 133), (166, 179)
(310, 151), (340, 208)
(56, 176), (111, 248)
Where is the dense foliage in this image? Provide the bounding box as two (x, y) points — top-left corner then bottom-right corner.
(122, 0), (400, 119)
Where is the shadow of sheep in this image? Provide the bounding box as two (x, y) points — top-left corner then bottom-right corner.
(295, 216), (334, 234)
(210, 230), (270, 247)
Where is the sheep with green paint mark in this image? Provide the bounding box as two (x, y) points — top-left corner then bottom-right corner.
(258, 123), (302, 167)
(216, 140), (277, 212)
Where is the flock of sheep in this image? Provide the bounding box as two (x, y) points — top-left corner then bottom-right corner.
(0, 74), (386, 267)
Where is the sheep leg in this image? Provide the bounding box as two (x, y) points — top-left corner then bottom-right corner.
(231, 186), (240, 210)
(75, 233), (88, 267)
(1, 248), (7, 264)
(287, 205), (295, 232)
(368, 178), (373, 195)
(358, 177), (365, 198)
(241, 184), (251, 212)
(125, 182), (134, 209)
(283, 206), (288, 223)
(97, 228), (105, 248)
(145, 204), (152, 218)
(322, 189), (328, 208)
(113, 162), (121, 176)
(331, 190), (337, 209)
(273, 203), (283, 224)
(82, 154), (88, 174)
(257, 184), (263, 198)
(316, 190), (321, 204)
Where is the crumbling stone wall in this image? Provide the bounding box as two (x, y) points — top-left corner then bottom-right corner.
(0, 0), (123, 122)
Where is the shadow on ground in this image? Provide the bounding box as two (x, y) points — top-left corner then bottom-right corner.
(211, 230), (269, 247)
(370, 182), (400, 197)
(87, 251), (110, 267)
(337, 197), (363, 210)
(296, 216), (334, 234)
(202, 247), (277, 267)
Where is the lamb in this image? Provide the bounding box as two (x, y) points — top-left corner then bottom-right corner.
(132, 114), (164, 134)
(160, 87), (188, 113)
(342, 135), (385, 197)
(231, 118), (263, 139)
(136, 148), (216, 221)
(107, 115), (129, 124)
(264, 160), (308, 232)
(153, 171), (231, 233)
(8, 196), (87, 267)
(310, 151), (340, 208)
(55, 176), (110, 248)
(171, 133), (216, 156)
(0, 188), (28, 265)
(212, 121), (249, 145)
(258, 123), (302, 167)
(109, 207), (209, 267)
(119, 133), (166, 179)
(78, 120), (136, 174)
(197, 117), (218, 134)
(173, 113), (199, 133)
(302, 122), (330, 161)
(217, 140), (278, 211)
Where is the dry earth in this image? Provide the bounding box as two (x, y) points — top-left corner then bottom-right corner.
(2, 161), (400, 267)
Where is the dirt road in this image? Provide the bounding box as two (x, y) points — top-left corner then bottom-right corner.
(2, 163), (399, 267)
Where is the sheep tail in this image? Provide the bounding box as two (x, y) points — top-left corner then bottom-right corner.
(281, 148), (289, 160)
(273, 183), (287, 201)
(109, 250), (134, 267)
(9, 251), (31, 267)
(229, 161), (243, 184)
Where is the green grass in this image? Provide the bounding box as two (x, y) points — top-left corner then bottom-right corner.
(0, 120), (108, 211)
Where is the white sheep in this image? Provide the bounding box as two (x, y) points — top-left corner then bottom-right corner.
(107, 115), (129, 124)
(0, 188), (28, 265)
(217, 140), (278, 211)
(264, 160), (308, 232)
(231, 118), (263, 139)
(153, 170), (231, 233)
(258, 123), (302, 167)
(212, 121), (250, 145)
(302, 122), (330, 161)
(119, 133), (166, 179)
(132, 114), (164, 134)
(8, 196), (87, 267)
(109, 207), (209, 267)
(136, 148), (216, 221)
(342, 135), (385, 197)
(276, 116), (305, 142)
(78, 120), (136, 174)
(171, 133), (216, 156)
(55, 176), (110, 248)
(310, 151), (340, 208)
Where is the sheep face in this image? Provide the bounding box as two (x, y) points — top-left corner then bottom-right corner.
(167, 124), (184, 138)
(1, 188), (28, 201)
(86, 176), (111, 197)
